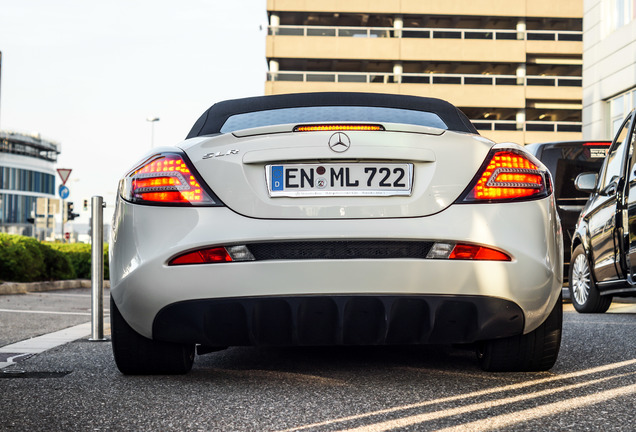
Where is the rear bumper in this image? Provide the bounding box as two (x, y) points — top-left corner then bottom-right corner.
(153, 295), (524, 346)
(110, 196), (563, 341)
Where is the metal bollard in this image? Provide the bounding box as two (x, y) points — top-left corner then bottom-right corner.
(89, 196), (107, 341)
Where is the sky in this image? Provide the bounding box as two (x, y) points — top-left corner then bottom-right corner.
(0, 0), (268, 225)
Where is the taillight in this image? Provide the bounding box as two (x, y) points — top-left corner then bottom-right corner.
(120, 153), (220, 205)
(427, 242), (512, 261)
(460, 149), (550, 202)
(583, 141), (611, 147)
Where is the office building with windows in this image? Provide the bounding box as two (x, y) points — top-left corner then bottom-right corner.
(265, 0), (583, 144)
(583, 0), (636, 138)
(0, 131), (59, 236)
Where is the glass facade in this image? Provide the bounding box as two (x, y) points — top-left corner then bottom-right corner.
(0, 167), (55, 224)
(0, 132), (60, 234)
(0, 166), (55, 194)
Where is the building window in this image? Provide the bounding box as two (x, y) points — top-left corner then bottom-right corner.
(608, 89), (636, 136)
(0, 193), (40, 224)
(0, 167), (55, 195)
(606, 0), (635, 34)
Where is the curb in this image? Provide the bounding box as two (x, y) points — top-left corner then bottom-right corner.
(0, 280), (110, 295)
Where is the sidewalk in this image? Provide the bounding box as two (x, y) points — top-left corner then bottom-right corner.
(0, 280), (110, 295)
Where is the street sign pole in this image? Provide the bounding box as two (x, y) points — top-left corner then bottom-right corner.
(56, 169), (72, 243)
(58, 185), (70, 243)
(61, 199), (64, 242)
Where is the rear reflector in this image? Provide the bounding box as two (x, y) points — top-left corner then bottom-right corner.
(449, 244), (511, 261)
(170, 248), (232, 265)
(461, 150), (550, 202)
(427, 242), (511, 261)
(169, 245), (255, 266)
(294, 124), (384, 132)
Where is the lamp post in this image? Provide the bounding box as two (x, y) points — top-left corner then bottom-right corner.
(146, 116), (160, 148)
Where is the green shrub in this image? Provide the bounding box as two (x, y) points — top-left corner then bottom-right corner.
(0, 233), (46, 282)
(48, 242), (109, 280)
(39, 244), (75, 280)
(0, 234), (108, 282)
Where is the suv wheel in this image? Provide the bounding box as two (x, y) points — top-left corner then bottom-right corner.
(569, 245), (612, 313)
(111, 297), (195, 375)
(477, 293), (562, 372)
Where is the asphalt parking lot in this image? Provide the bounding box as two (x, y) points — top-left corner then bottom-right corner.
(1, 287), (635, 431)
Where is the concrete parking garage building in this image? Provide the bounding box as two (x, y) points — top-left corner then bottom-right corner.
(583, 0), (636, 138)
(0, 131), (59, 236)
(265, 0), (583, 144)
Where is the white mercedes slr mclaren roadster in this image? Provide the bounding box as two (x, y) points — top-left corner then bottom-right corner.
(110, 92), (563, 374)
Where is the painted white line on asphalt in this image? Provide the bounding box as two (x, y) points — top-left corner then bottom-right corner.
(608, 303), (636, 313)
(26, 292), (110, 298)
(0, 308), (103, 316)
(0, 308), (91, 316)
(26, 292), (91, 298)
(0, 322), (92, 369)
(281, 359), (636, 432)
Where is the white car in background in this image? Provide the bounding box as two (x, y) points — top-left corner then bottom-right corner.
(110, 92), (563, 374)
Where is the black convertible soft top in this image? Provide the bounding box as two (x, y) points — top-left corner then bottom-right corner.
(186, 92), (478, 139)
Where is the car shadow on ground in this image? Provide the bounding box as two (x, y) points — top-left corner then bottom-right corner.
(191, 344), (482, 378)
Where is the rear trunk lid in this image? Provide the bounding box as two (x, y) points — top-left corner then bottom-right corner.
(182, 124), (494, 219)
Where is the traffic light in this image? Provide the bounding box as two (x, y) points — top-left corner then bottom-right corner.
(67, 202), (79, 221)
(83, 199), (88, 211)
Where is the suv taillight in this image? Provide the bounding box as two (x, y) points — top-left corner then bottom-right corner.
(120, 152), (221, 206)
(459, 149), (551, 203)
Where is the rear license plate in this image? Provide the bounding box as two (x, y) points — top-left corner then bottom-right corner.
(266, 163), (413, 197)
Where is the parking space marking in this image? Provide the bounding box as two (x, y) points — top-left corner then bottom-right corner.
(25, 291), (110, 298)
(0, 308), (92, 316)
(608, 303), (636, 313)
(26, 292), (92, 298)
(0, 322), (92, 369)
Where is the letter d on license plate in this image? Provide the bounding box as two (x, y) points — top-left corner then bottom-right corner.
(266, 163), (413, 197)
(271, 165), (284, 191)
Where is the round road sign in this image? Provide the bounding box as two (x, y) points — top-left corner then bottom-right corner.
(59, 185), (70, 199)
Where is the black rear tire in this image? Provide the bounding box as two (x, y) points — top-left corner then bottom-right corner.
(111, 297), (195, 375)
(477, 293), (562, 372)
(569, 245), (612, 313)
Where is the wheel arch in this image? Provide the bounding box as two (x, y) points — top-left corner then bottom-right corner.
(570, 219), (606, 298)
(571, 221), (594, 277)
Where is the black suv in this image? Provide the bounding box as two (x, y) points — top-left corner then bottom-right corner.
(526, 140), (610, 277)
(570, 109), (636, 312)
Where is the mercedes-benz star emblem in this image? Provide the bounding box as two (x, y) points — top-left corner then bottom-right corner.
(328, 132), (351, 153)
